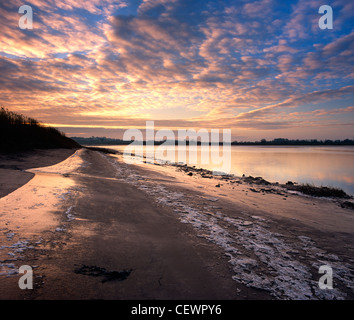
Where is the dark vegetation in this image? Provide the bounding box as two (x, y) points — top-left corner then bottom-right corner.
(72, 136), (131, 146)
(174, 164), (352, 199)
(0, 107), (80, 152)
(283, 182), (350, 198)
(232, 138), (354, 146)
(74, 264), (132, 283)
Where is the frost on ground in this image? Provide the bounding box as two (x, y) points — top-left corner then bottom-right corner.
(0, 238), (33, 276)
(102, 152), (354, 300)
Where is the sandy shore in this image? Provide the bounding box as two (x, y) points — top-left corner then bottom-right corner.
(0, 148), (353, 300)
(0, 149), (77, 198)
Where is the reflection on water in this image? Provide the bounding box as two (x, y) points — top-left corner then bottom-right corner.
(109, 145), (354, 195)
(227, 146), (354, 195)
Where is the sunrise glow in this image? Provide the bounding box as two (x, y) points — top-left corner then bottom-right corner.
(1, 0), (353, 140)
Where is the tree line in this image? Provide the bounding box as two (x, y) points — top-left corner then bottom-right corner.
(71, 136), (354, 146)
(0, 107), (79, 152)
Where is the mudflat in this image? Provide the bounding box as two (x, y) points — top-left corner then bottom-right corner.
(0, 148), (353, 300)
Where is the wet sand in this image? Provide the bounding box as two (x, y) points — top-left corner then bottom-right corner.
(0, 149), (77, 198)
(0, 148), (353, 300)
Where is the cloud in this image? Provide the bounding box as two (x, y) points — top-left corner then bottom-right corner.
(0, 0), (353, 139)
(234, 86), (354, 121)
(0, 1), (124, 58)
(243, 0), (274, 18)
(290, 106), (354, 117)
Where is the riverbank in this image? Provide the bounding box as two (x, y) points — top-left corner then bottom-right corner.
(0, 148), (353, 299)
(0, 148), (78, 198)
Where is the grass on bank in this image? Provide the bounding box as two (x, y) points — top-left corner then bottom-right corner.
(284, 182), (350, 198)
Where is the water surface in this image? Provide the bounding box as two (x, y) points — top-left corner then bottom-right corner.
(105, 145), (354, 196)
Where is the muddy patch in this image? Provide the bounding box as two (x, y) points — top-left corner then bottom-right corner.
(74, 264), (132, 283)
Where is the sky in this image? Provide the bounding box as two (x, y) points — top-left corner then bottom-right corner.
(0, 0), (353, 141)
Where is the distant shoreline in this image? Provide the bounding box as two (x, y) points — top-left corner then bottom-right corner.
(71, 137), (354, 146)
